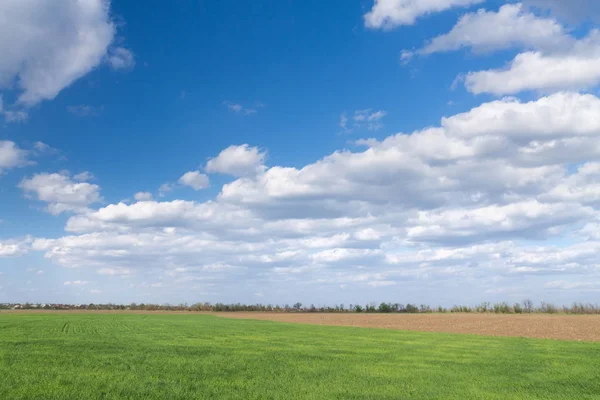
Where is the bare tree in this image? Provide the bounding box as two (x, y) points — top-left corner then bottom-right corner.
(522, 299), (534, 313)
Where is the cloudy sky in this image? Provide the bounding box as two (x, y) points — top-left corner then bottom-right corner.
(2, 0), (600, 306)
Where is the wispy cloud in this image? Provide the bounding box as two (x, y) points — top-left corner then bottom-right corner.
(223, 101), (264, 115)
(340, 109), (387, 132)
(67, 105), (103, 117)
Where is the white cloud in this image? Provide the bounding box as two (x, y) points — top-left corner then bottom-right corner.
(33, 142), (57, 154)
(342, 109), (387, 132)
(0, 0), (117, 105)
(19, 172), (102, 215)
(407, 201), (592, 244)
(73, 171), (94, 182)
(339, 114), (349, 130)
(420, 4), (570, 55)
(1, 95), (28, 122)
(223, 101), (261, 115)
(64, 200), (252, 233)
(178, 171), (210, 191)
(64, 280), (89, 286)
(368, 280), (397, 287)
(0, 141), (29, 173)
(158, 183), (175, 197)
(441, 92), (600, 140)
(364, 0), (484, 29)
(26, 92), (600, 299)
(67, 105), (102, 117)
(107, 47), (135, 70)
(544, 280), (600, 290)
(410, 4), (600, 96)
(2, 110), (28, 123)
(464, 29), (600, 95)
(134, 192), (153, 201)
(97, 267), (135, 276)
(0, 238), (31, 257)
(206, 144), (267, 177)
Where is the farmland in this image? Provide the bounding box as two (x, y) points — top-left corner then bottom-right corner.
(218, 312), (600, 341)
(1, 313), (600, 399)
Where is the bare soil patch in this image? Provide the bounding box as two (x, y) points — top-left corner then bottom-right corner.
(215, 312), (600, 342)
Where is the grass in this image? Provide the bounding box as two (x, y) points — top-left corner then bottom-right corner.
(0, 313), (599, 399)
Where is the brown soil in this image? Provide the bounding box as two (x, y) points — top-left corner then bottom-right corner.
(215, 312), (600, 342)
(3, 310), (599, 341)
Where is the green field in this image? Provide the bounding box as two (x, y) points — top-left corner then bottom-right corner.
(0, 313), (599, 399)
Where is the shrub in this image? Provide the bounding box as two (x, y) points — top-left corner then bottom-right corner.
(513, 303), (523, 314)
(540, 302), (558, 314)
(493, 302), (512, 314)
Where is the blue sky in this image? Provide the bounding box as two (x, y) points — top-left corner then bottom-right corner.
(2, 0), (600, 306)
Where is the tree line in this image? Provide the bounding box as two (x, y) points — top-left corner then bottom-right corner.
(2, 299), (600, 314)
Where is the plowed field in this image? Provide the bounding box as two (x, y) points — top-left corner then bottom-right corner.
(217, 312), (600, 341)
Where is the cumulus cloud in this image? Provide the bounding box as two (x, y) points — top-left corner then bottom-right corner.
(463, 28), (600, 95)
(23, 92), (600, 299)
(419, 4), (570, 55)
(0, 238), (32, 257)
(407, 201), (592, 245)
(441, 92), (600, 140)
(134, 192), (153, 201)
(0, 0), (118, 106)
(408, 3), (600, 95)
(205, 145), (267, 177)
(19, 172), (102, 215)
(178, 171), (210, 190)
(364, 0), (484, 29)
(0, 141), (29, 173)
(64, 200), (252, 233)
(3, 90), (595, 300)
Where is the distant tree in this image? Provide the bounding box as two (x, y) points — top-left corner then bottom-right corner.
(405, 304), (419, 313)
(540, 302), (558, 314)
(378, 303), (392, 313)
(293, 302), (303, 312)
(476, 302), (490, 313)
(522, 299), (534, 313)
(419, 304), (431, 313)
